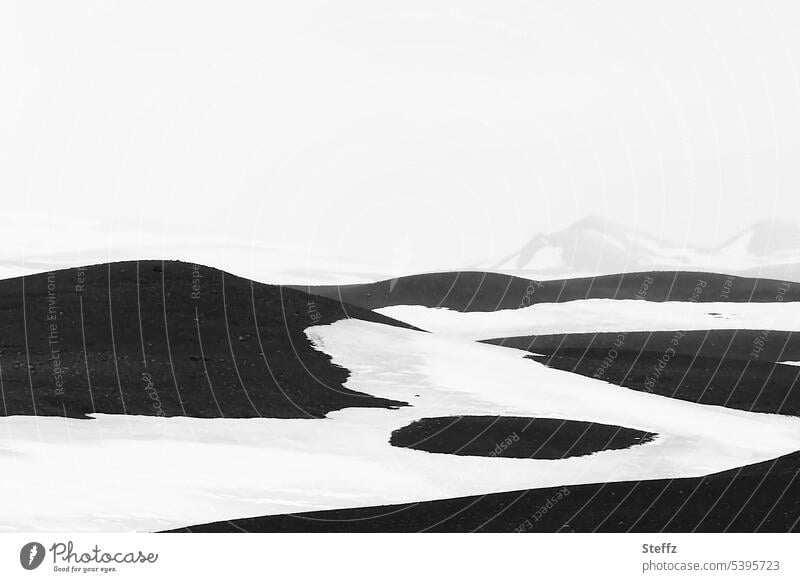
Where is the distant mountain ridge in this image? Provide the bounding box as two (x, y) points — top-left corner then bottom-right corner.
(489, 217), (800, 282)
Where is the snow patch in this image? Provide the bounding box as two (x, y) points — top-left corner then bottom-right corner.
(376, 299), (800, 340)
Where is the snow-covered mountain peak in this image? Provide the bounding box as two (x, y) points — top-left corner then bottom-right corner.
(491, 217), (800, 281)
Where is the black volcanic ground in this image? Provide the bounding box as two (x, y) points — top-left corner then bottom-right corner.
(293, 271), (797, 312)
(168, 450), (800, 533)
(0, 261), (413, 419)
(484, 330), (800, 362)
(481, 330), (800, 416)
(389, 416), (655, 459)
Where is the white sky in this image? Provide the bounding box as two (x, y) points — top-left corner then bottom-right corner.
(3, 1), (800, 270)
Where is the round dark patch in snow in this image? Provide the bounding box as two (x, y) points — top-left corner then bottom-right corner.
(390, 416), (656, 459)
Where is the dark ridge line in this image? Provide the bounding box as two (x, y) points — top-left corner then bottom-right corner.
(292, 270), (799, 312)
(481, 329), (800, 363)
(479, 330), (800, 416)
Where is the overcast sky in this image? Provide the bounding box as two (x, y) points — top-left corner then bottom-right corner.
(3, 1), (800, 269)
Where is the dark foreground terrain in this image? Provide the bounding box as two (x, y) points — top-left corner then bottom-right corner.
(0, 261), (412, 419)
(295, 271), (797, 312)
(167, 450), (800, 532)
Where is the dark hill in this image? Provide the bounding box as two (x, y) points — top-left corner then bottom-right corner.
(481, 330), (800, 415)
(482, 330), (800, 362)
(0, 261), (412, 419)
